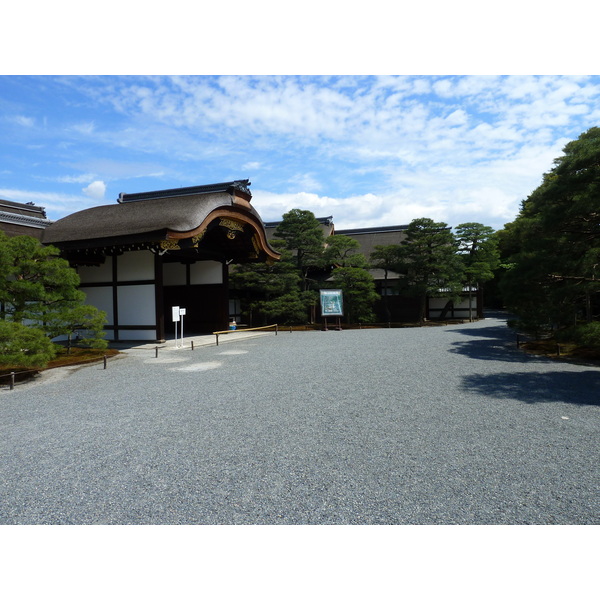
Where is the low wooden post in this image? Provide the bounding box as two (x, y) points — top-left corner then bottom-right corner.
(10, 372), (15, 391)
(103, 355), (107, 369)
(155, 346), (159, 358)
(191, 340), (194, 351)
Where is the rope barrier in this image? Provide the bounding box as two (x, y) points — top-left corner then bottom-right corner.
(1, 354), (111, 390)
(212, 324), (279, 346)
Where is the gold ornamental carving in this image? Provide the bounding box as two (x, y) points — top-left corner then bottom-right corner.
(191, 230), (206, 245)
(160, 239), (181, 251)
(160, 230), (206, 251)
(219, 218), (245, 232)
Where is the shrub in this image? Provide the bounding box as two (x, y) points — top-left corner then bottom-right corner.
(555, 322), (600, 348)
(0, 321), (57, 369)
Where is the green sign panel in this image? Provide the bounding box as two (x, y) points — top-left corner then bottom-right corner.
(320, 289), (344, 316)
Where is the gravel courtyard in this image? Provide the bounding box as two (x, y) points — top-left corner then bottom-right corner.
(1, 314), (598, 525)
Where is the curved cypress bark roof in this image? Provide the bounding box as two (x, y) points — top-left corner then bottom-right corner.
(42, 181), (280, 263)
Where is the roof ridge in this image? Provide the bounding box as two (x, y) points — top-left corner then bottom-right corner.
(117, 180), (251, 203)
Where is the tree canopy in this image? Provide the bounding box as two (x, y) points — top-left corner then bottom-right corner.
(232, 209), (376, 325)
(0, 232), (107, 362)
(455, 222), (499, 320)
(498, 126), (600, 334)
(394, 218), (464, 322)
(273, 209), (326, 290)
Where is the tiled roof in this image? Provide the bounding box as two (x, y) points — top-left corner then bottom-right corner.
(0, 210), (53, 229)
(336, 224), (408, 235)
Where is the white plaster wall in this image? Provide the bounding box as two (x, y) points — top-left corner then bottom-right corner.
(455, 298), (475, 310)
(118, 250), (154, 281)
(78, 261), (112, 284)
(117, 329), (156, 341)
(429, 297), (477, 310)
(163, 262), (187, 286)
(190, 260), (222, 285)
(80, 286), (114, 324)
(117, 285), (155, 325)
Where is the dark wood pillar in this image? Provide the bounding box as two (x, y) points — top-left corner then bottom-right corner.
(154, 253), (165, 342)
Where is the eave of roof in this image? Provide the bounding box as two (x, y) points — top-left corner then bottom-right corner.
(0, 199), (48, 218)
(336, 224), (408, 235)
(0, 211), (53, 229)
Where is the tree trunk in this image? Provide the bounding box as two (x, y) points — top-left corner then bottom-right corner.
(382, 270), (391, 322)
(586, 290), (592, 323)
(468, 288), (473, 322)
(419, 294), (427, 324)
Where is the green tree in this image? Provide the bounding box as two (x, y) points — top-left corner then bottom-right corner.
(0, 320), (57, 369)
(329, 267), (379, 324)
(370, 244), (399, 322)
(232, 210), (377, 325)
(230, 241), (318, 325)
(455, 222), (499, 321)
(0, 232), (107, 347)
(500, 127), (600, 334)
(323, 235), (369, 268)
(394, 218), (463, 323)
(273, 209), (326, 290)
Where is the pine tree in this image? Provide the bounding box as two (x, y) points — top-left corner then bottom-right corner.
(394, 218), (463, 323)
(0, 232), (107, 347)
(499, 127), (600, 334)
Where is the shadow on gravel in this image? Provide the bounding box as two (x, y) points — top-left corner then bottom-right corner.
(450, 325), (513, 338)
(461, 371), (600, 406)
(448, 335), (546, 364)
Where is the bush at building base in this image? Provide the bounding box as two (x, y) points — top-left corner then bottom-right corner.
(0, 321), (57, 369)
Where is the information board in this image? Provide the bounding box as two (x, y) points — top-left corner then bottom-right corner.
(320, 289), (344, 317)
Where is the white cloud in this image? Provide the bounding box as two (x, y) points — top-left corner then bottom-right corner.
(82, 180), (106, 200)
(14, 115), (35, 127)
(57, 173), (97, 184)
(0, 187), (99, 218)
(69, 121), (95, 135)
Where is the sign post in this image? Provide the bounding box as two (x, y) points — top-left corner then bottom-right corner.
(319, 289), (343, 331)
(172, 306), (180, 347)
(179, 308), (186, 346)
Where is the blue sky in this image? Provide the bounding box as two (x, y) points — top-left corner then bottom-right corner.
(1, 74), (599, 232)
(2, 1), (599, 234)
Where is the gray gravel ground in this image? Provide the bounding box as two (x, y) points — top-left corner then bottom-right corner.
(1, 314), (598, 524)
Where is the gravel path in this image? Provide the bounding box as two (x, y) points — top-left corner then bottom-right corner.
(1, 314), (598, 524)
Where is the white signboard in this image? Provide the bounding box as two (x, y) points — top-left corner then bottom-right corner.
(172, 306), (180, 322)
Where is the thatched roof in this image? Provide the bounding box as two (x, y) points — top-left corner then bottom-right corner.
(43, 192), (249, 243)
(42, 181), (279, 263)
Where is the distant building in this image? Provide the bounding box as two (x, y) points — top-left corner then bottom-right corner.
(0, 199), (53, 239)
(261, 217), (481, 323)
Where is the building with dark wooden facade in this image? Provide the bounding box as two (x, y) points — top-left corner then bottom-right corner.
(0, 199), (52, 239)
(41, 181), (279, 342)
